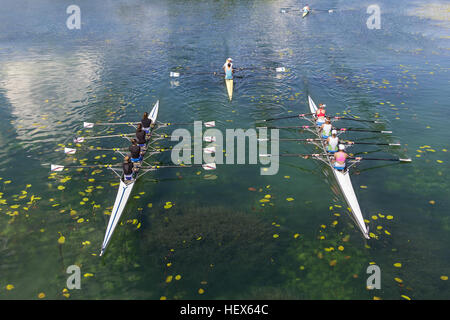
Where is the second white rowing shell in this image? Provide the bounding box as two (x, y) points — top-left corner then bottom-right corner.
(308, 95), (370, 239)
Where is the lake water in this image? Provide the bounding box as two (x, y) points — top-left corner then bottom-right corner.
(0, 0), (448, 299)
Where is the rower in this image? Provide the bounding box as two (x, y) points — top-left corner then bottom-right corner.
(332, 144), (348, 170)
(223, 57), (234, 80)
(325, 129), (339, 153)
(129, 139), (143, 163)
(141, 112), (152, 134)
(316, 103), (326, 126)
(223, 57), (233, 70)
(135, 123), (147, 149)
(303, 5), (310, 14)
(320, 117), (332, 138)
(122, 156), (134, 181)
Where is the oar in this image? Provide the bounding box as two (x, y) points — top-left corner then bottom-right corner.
(259, 153), (327, 158)
(73, 132), (171, 144)
(332, 116), (383, 124)
(73, 134), (134, 143)
(349, 157), (412, 162)
(261, 125), (392, 134)
(258, 114), (380, 123)
(50, 164), (122, 171)
(257, 113), (313, 122)
(312, 9), (335, 13)
(140, 163), (216, 170)
(257, 138), (400, 146)
(83, 121), (138, 128)
(343, 141), (401, 146)
(235, 66), (286, 73)
(157, 120), (215, 127)
(257, 138), (319, 142)
(339, 128), (392, 134)
(262, 125), (310, 129)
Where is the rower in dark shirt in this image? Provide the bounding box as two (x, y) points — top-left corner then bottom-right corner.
(122, 156), (134, 180)
(141, 112), (152, 134)
(135, 123), (146, 148)
(129, 139), (142, 163)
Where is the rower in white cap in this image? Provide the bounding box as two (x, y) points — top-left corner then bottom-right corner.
(325, 129), (339, 153)
(332, 144), (348, 170)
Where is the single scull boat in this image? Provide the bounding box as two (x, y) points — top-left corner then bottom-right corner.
(225, 78), (233, 101)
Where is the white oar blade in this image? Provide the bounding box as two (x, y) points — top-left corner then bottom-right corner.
(400, 158), (412, 162)
(203, 136), (216, 142)
(202, 163), (216, 170)
(275, 67), (286, 72)
(170, 72), (180, 77)
(74, 137), (85, 143)
(64, 147), (76, 155)
(204, 121), (215, 127)
(203, 147), (216, 154)
(83, 122), (94, 128)
(51, 164), (65, 172)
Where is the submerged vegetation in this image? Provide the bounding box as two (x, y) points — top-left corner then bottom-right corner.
(143, 206), (281, 299)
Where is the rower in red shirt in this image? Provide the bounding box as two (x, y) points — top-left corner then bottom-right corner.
(316, 103), (326, 126)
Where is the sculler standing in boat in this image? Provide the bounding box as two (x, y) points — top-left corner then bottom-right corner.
(223, 57), (234, 80)
(135, 123), (147, 149)
(122, 156), (134, 181)
(129, 139), (143, 163)
(315, 103), (326, 126)
(325, 130), (339, 153)
(141, 112), (152, 134)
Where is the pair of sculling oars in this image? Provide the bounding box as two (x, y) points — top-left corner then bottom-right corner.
(169, 66), (287, 78)
(258, 113), (382, 124)
(256, 138), (401, 146)
(260, 125), (392, 134)
(82, 120), (216, 129)
(258, 153), (412, 162)
(49, 163), (217, 172)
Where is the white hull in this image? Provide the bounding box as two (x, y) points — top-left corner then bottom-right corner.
(225, 79), (233, 101)
(308, 95), (369, 239)
(100, 180), (135, 255)
(100, 100), (160, 256)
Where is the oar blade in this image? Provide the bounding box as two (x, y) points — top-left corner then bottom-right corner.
(51, 164), (65, 172)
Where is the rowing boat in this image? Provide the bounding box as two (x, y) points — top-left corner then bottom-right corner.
(99, 100), (160, 256)
(307, 96), (370, 239)
(225, 78), (233, 101)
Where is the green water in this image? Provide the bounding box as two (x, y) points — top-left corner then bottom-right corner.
(0, 0), (448, 300)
